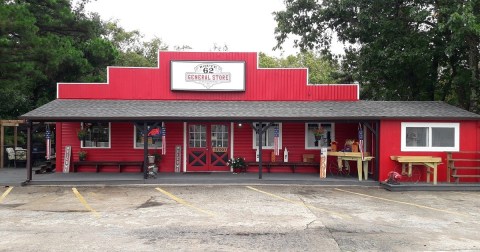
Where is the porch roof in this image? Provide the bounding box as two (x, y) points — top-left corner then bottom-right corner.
(20, 99), (480, 122)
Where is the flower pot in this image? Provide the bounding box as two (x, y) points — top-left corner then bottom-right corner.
(148, 155), (155, 164)
(79, 156), (86, 161)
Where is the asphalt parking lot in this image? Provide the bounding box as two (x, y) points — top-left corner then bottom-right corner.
(1, 185), (479, 252)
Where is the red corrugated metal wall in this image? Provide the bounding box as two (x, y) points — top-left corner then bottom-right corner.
(58, 52), (358, 101)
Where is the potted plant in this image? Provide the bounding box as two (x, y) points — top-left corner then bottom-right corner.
(313, 127), (326, 140)
(227, 157), (246, 173)
(77, 129), (87, 141)
(78, 150), (87, 161)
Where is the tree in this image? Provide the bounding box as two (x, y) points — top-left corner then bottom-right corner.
(0, 0), (118, 118)
(103, 20), (168, 67)
(258, 51), (344, 84)
(274, 0), (480, 113)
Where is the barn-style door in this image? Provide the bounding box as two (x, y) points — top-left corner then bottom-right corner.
(187, 123), (230, 172)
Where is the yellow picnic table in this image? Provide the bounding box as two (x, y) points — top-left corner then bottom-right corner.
(328, 152), (374, 181)
(390, 156), (442, 185)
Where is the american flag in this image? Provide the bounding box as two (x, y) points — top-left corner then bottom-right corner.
(358, 123), (364, 161)
(273, 126), (279, 156)
(161, 126), (166, 155)
(45, 125), (51, 160)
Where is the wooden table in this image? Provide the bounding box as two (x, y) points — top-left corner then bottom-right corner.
(327, 152), (374, 181)
(390, 156), (442, 185)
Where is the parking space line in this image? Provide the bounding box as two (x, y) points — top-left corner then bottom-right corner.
(246, 186), (351, 220)
(155, 187), (215, 217)
(0, 187), (13, 204)
(72, 188), (100, 218)
(334, 188), (469, 217)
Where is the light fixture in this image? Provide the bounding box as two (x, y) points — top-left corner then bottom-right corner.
(238, 123), (243, 127)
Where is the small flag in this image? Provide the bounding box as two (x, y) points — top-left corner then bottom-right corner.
(273, 126), (279, 156)
(358, 123), (364, 161)
(45, 124), (51, 160)
(161, 124), (166, 155)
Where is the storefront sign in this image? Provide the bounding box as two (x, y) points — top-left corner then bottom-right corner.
(63, 146), (71, 173)
(175, 145), (181, 173)
(212, 147), (227, 152)
(171, 61), (245, 91)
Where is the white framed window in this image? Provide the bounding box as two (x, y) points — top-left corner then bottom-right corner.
(134, 124), (163, 149)
(252, 123), (281, 149)
(81, 122), (111, 148)
(305, 122), (335, 149)
(401, 122), (459, 152)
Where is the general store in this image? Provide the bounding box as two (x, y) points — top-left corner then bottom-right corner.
(19, 51), (480, 183)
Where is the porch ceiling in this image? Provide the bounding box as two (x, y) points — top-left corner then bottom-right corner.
(20, 99), (480, 122)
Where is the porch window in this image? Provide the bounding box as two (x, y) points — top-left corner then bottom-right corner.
(305, 123), (335, 149)
(252, 123), (281, 149)
(401, 122), (459, 152)
(81, 122), (111, 148)
(134, 124), (163, 149)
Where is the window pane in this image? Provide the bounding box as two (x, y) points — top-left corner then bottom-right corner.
(83, 122), (110, 148)
(254, 123), (278, 147)
(432, 128), (455, 147)
(135, 124), (162, 148)
(406, 127), (428, 147)
(306, 123), (332, 148)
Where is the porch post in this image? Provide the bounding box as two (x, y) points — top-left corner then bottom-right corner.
(26, 121), (32, 182)
(251, 122), (273, 180)
(143, 122), (148, 179)
(258, 123), (263, 179)
(0, 124), (4, 168)
(374, 120), (380, 180)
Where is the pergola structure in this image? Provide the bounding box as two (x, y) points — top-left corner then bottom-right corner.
(0, 120), (25, 168)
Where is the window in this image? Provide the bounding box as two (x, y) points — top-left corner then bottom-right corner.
(401, 122), (459, 152)
(252, 123), (281, 149)
(81, 122), (110, 148)
(189, 124), (206, 148)
(134, 124), (163, 149)
(305, 123), (335, 149)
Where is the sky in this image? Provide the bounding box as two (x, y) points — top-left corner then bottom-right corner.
(81, 0), (301, 57)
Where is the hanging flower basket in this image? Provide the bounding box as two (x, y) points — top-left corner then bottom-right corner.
(77, 129), (87, 141)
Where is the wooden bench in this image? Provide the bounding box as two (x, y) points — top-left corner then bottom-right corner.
(447, 152), (480, 183)
(245, 162), (318, 173)
(72, 161), (144, 173)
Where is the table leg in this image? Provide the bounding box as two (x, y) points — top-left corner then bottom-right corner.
(433, 164), (438, 185)
(426, 166), (431, 183)
(363, 160), (369, 180)
(357, 158), (362, 181)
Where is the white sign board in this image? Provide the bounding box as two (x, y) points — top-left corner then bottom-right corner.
(171, 61), (245, 91)
(63, 146), (71, 173)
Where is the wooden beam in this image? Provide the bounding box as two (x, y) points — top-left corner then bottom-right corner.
(0, 125), (4, 168)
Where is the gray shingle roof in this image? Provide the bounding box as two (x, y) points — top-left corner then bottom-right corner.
(20, 99), (480, 122)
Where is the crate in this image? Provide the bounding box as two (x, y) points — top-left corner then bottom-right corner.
(302, 154), (314, 163)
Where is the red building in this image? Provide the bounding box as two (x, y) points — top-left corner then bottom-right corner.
(21, 51), (480, 183)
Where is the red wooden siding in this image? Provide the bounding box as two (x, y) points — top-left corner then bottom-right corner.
(58, 52), (358, 101)
(378, 120), (480, 182)
(232, 122), (360, 173)
(55, 122), (184, 173)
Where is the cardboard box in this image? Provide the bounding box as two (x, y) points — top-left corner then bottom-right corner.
(303, 154), (314, 163)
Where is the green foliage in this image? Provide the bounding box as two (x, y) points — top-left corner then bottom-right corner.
(274, 0), (480, 113)
(0, 0), (118, 119)
(258, 51), (344, 84)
